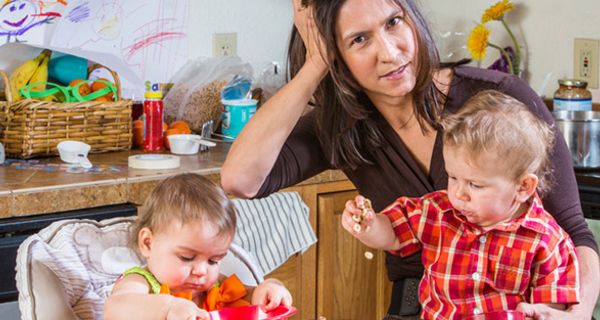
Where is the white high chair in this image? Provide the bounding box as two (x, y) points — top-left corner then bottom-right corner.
(15, 216), (264, 320)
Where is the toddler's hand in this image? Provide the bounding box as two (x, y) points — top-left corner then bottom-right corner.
(341, 195), (374, 236)
(166, 297), (209, 320)
(252, 278), (293, 311)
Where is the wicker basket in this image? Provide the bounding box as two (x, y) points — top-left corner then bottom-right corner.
(0, 65), (132, 159)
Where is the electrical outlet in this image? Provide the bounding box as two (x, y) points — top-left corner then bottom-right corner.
(213, 33), (237, 57)
(574, 38), (599, 88)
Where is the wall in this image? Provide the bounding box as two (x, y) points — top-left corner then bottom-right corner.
(2, 1), (599, 103)
(421, 0), (600, 102)
(187, 0), (292, 76)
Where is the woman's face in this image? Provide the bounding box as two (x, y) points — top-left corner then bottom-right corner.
(335, 0), (418, 105)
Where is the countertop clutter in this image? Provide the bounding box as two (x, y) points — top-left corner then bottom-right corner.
(0, 144), (348, 218)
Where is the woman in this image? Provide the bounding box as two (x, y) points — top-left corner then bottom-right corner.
(221, 0), (599, 319)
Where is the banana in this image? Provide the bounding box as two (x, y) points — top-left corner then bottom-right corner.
(9, 49), (51, 101)
(28, 55), (50, 93)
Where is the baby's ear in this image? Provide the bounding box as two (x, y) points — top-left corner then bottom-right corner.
(516, 174), (538, 203)
(138, 227), (153, 259)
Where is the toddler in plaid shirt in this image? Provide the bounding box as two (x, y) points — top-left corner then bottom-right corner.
(342, 90), (580, 319)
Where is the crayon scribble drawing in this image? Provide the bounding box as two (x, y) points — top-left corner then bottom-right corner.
(0, 0), (64, 43)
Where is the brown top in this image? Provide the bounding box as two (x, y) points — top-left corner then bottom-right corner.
(257, 66), (597, 281)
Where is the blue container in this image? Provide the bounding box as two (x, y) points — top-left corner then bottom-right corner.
(48, 54), (88, 85)
(221, 99), (257, 140)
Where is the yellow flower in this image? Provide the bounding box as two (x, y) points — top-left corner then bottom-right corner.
(481, 0), (514, 23)
(467, 24), (490, 61)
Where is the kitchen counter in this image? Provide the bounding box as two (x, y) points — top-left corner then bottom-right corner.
(0, 144), (348, 218)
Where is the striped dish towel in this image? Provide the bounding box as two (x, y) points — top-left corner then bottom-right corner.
(233, 192), (317, 275)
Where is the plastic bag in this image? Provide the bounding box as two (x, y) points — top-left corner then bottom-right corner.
(255, 61), (285, 103)
(164, 56), (253, 132)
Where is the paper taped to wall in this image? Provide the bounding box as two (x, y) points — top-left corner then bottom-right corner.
(0, 0), (190, 98)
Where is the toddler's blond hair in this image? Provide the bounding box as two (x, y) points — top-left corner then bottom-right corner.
(129, 173), (236, 250)
(441, 90), (554, 195)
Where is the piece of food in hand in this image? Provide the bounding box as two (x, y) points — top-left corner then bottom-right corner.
(353, 198), (373, 233)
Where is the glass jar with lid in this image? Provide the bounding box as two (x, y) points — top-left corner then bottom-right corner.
(553, 79), (592, 111)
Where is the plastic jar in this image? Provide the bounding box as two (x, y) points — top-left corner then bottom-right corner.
(143, 91), (164, 151)
(553, 79), (592, 111)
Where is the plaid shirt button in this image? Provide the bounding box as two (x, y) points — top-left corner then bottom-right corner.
(472, 272), (481, 281)
(479, 236), (486, 244)
(473, 307), (482, 315)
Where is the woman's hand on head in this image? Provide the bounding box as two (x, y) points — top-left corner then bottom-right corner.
(166, 297), (210, 320)
(292, 0), (327, 70)
(251, 278), (293, 311)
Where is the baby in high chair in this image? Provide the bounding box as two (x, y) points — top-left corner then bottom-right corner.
(104, 173), (292, 320)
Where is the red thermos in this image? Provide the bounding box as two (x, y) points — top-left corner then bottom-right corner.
(143, 91), (164, 151)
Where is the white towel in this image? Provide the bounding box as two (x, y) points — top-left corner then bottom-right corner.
(232, 192), (318, 275)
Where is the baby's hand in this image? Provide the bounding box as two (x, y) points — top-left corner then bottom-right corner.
(166, 297), (209, 320)
(341, 195), (374, 236)
(251, 278), (293, 311)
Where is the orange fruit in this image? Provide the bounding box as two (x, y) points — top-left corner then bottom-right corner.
(94, 96), (110, 102)
(133, 119), (144, 129)
(69, 79), (91, 96)
(164, 127), (186, 150)
(91, 78), (114, 100)
(133, 126), (144, 147)
(168, 120), (191, 134)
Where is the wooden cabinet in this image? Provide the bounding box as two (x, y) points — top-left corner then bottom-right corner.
(268, 179), (391, 320)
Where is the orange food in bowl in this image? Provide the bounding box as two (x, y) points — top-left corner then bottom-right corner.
(168, 120), (191, 134)
(91, 78), (114, 100)
(69, 79), (92, 96)
(164, 128), (187, 150)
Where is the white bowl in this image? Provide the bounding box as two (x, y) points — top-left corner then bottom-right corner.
(168, 134), (215, 155)
(56, 140), (93, 168)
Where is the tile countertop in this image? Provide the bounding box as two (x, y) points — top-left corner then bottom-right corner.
(0, 143), (348, 218)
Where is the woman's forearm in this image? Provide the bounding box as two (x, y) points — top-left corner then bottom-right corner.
(568, 246), (600, 317)
(221, 59), (327, 198)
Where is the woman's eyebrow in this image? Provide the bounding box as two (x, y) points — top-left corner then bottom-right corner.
(341, 9), (404, 42)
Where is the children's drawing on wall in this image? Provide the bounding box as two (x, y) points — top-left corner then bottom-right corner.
(0, 0), (189, 98)
(0, 0), (63, 43)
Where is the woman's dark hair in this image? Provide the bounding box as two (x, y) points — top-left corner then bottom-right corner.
(288, 0), (443, 169)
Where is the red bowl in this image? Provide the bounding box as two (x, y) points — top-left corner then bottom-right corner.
(209, 305), (297, 320)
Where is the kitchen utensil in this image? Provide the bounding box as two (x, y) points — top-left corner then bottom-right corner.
(128, 154), (180, 169)
(553, 111), (600, 169)
(57, 141), (93, 169)
(167, 134), (216, 155)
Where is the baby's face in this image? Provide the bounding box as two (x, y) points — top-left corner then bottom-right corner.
(443, 147), (526, 230)
(144, 220), (232, 298)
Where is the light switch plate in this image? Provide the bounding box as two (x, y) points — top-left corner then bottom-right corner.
(574, 38), (599, 88)
(213, 33), (237, 57)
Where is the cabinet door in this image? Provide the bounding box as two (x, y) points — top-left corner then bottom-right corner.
(317, 190), (391, 320)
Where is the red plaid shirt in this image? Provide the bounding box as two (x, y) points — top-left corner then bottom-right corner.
(382, 191), (579, 320)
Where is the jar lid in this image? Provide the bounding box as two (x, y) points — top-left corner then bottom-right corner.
(144, 91), (163, 99)
(558, 79), (588, 87)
